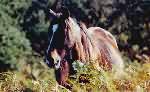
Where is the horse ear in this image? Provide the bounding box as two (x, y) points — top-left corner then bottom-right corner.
(61, 6), (70, 19)
(49, 9), (62, 18)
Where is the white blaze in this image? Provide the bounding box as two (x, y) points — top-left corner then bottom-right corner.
(46, 24), (59, 53)
(52, 24), (59, 33)
(46, 24), (59, 66)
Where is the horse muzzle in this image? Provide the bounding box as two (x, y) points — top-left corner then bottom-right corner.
(49, 49), (62, 69)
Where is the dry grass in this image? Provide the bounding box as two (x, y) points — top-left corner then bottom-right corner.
(0, 60), (150, 92)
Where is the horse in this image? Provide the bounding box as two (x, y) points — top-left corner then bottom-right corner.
(45, 6), (124, 90)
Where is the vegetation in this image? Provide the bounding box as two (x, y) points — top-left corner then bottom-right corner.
(0, 0), (150, 92)
(0, 61), (150, 92)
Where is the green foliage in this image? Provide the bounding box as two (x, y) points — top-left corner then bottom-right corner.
(0, 26), (32, 68)
(0, 0), (32, 69)
(71, 61), (116, 92)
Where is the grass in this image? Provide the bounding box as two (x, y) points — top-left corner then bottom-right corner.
(0, 60), (150, 92)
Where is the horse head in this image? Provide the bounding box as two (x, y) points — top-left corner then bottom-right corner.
(46, 6), (80, 70)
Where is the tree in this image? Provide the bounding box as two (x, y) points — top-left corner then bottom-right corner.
(0, 0), (32, 70)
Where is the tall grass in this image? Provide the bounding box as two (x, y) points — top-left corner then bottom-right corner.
(0, 60), (150, 92)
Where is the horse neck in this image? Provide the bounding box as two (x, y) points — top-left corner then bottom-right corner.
(72, 21), (96, 62)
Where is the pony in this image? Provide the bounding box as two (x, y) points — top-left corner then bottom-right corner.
(45, 6), (124, 90)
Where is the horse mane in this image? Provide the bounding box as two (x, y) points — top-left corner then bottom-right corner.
(65, 17), (81, 38)
(65, 18), (95, 62)
(66, 17), (94, 46)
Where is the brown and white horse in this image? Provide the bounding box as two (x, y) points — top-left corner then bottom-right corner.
(45, 7), (124, 89)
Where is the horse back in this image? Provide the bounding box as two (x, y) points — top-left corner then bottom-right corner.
(87, 27), (118, 49)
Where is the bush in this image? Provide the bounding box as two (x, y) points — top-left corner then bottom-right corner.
(0, 0), (32, 69)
